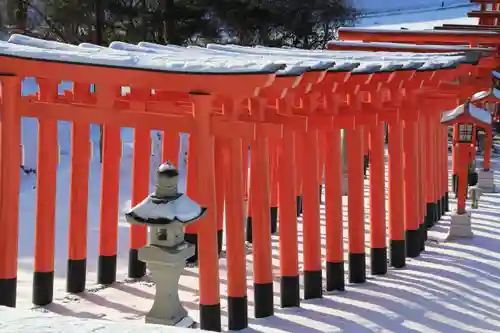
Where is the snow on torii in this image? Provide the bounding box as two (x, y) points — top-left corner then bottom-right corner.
(0, 34), (486, 78)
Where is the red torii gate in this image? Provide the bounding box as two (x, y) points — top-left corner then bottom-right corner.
(0, 33), (492, 333)
(332, 28), (497, 186)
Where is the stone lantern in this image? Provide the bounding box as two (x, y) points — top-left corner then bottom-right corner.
(125, 161), (206, 327)
(441, 100), (491, 240)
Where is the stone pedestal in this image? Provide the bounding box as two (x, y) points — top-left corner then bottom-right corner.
(342, 174), (348, 195)
(446, 212), (473, 240)
(477, 169), (496, 193)
(138, 243), (195, 327)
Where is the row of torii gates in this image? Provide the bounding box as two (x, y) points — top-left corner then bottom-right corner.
(0, 1), (499, 332)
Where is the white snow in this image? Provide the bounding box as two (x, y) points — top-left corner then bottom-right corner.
(140, 43), (336, 73)
(0, 306), (199, 333)
(207, 43), (469, 70)
(327, 40), (490, 52)
(339, 26), (498, 35)
(359, 5), (477, 29)
(8, 3), (500, 333)
(3, 36), (286, 74)
(126, 195), (205, 224)
(471, 88), (500, 102)
(353, 0), (470, 15)
(471, 90), (490, 102)
(3, 32), (476, 81)
(11, 150), (500, 332)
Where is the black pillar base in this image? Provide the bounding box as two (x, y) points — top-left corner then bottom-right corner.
(405, 230), (420, 258)
(0, 278), (17, 307)
(185, 233), (198, 263)
(452, 174), (458, 194)
(217, 229), (223, 256)
(296, 195), (303, 217)
(67, 258), (86, 293)
(445, 192), (449, 212)
(439, 196), (444, 217)
(33, 271), (54, 306)
(435, 198), (444, 221)
(436, 199), (442, 219)
(270, 207), (278, 235)
(419, 222), (426, 252)
(326, 261), (345, 291)
(200, 303), (222, 332)
(348, 253), (366, 284)
(304, 270), (322, 299)
(370, 247), (387, 275)
(245, 217), (253, 244)
(280, 275), (300, 308)
(319, 185), (323, 204)
(425, 203), (435, 229)
(186, 231), (224, 262)
(364, 154), (369, 179)
(254, 282), (274, 318)
(228, 296), (248, 331)
(128, 248), (146, 278)
(97, 254), (117, 285)
(433, 202), (440, 223)
(389, 240), (406, 268)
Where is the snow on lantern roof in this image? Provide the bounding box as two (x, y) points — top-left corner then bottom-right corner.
(125, 162), (206, 226)
(471, 88), (500, 102)
(125, 194), (206, 226)
(441, 100), (492, 126)
(158, 161), (179, 176)
(471, 90), (491, 102)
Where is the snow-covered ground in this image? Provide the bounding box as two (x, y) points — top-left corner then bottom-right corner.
(358, 4), (476, 28)
(16, 149), (500, 332)
(7, 3), (500, 333)
(352, 0), (470, 15)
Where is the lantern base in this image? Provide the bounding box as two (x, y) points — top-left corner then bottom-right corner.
(139, 244), (195, 327)
(477, 170), (496, 193)
(446, 212), (473, 240)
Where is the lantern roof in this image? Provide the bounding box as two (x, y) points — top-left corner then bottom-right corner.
(441, 100), (492, 126)
(0, 33), (485, 77)
(125, 193), (207, 226)
(124, 161), (206, 226)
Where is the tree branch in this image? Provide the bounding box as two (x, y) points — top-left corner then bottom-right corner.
(18, 0), (71, 43)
